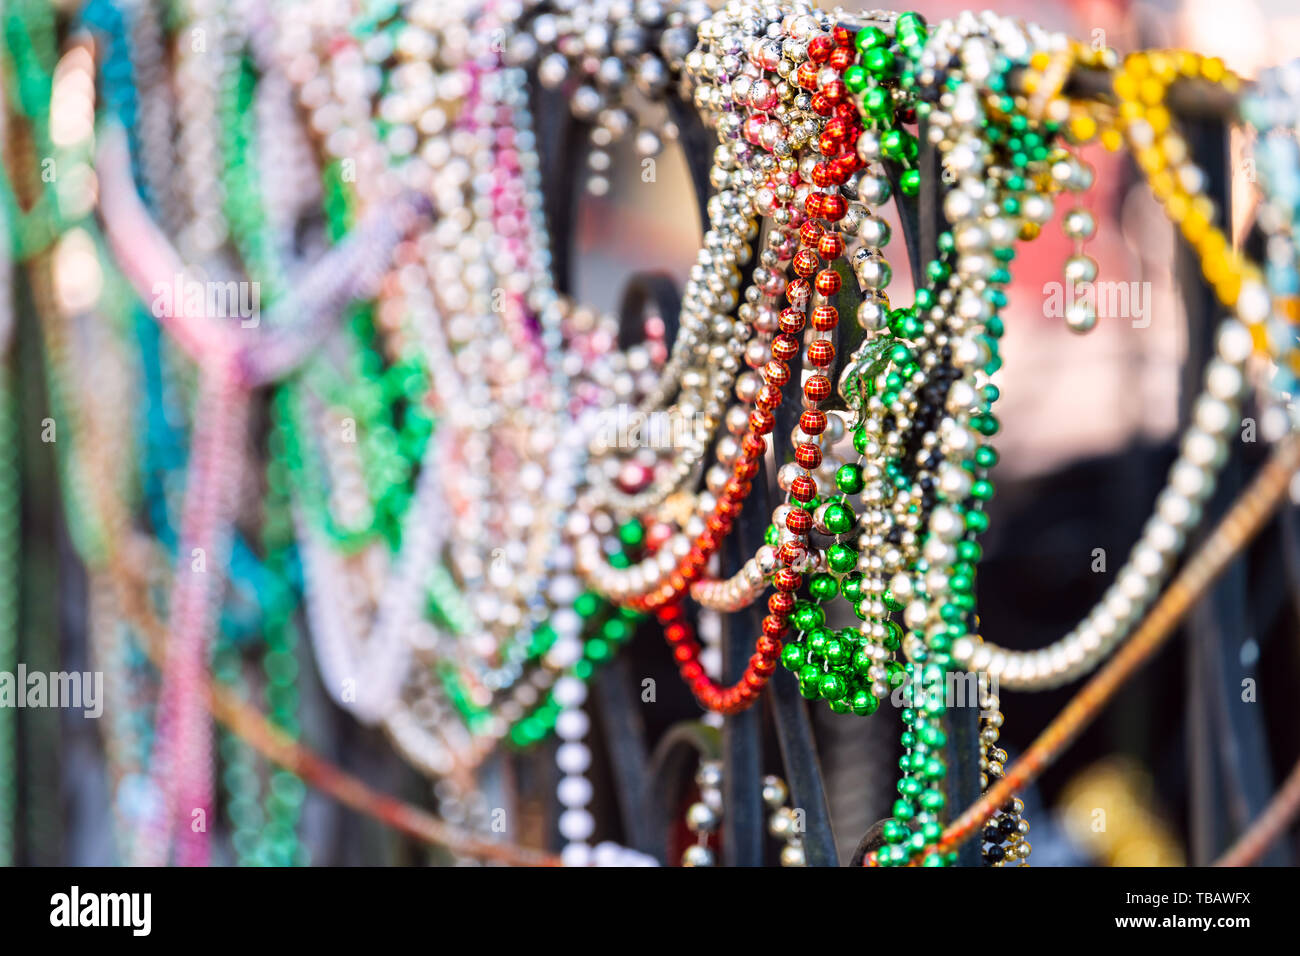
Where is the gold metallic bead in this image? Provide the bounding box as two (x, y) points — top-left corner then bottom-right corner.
(1175, 51), (1201, 77)
(1148, 169), (1175, 200)
(1216, 274), (1242, 307)
(1197, 229), (1228, 259)
(1139, 77), (1166, 106)
(1066, 111), (1097, 143)
(1180, 207), (1210, 243)
(1135, 146), (1165, 174)
(1151, 54), (1178, 83)
(1202, 251), (1229, 285)
(1145, 105), (1170, 136)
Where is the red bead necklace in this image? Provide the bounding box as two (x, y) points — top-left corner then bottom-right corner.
(645, 29), (866, 713)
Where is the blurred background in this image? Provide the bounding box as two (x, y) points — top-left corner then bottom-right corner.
(8, 0), (1300, 867)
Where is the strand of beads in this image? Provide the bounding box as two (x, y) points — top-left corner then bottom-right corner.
(762, 774), (808, 866)
(588, 0), (837, 598)
(87, 573), (153, 863)
(545, 598), (657, 867)
(571, 2), (752, 521)
(1019, 47), (1110, 335)
(57, 0), (230, 867)
(760, 13), (868, 688)
(644, 5), (840, 608)
(867, 11), (1079, 866)
(273, 2), (676, 770)
(978, 685), (1031, 866)
(745, 17), (874, 710)
(782, 591), (896, 714)
(96, 0), (309, 863)
(1242, 60), (1300, 427)
(775, 11), (924, 721)
(274, 8), (517, 739)
(681, 759), (723, 867)
(948, 48), (1265, 690)
(577, 2), (775, 583)
(123, 0), (238, 867)
(583, 4), (823, 707)
(1110, 53), (1249, 308)
(214, 11), (437, 737)
(553, 674), (597, 863)
(626, 6), (914, 709)
(418, 6), (639, 715)
(682, 763), (803, 866)
(420, 17), (663, 758)
(549, 656), (659, 867)
(4, 0), (170, 864)
(210, 12), (308, 866)
(656, 600), (775, 714)
(847, 11), (924, 197)
(525, 0), (705, 197)
(253, 455), (309, 865)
